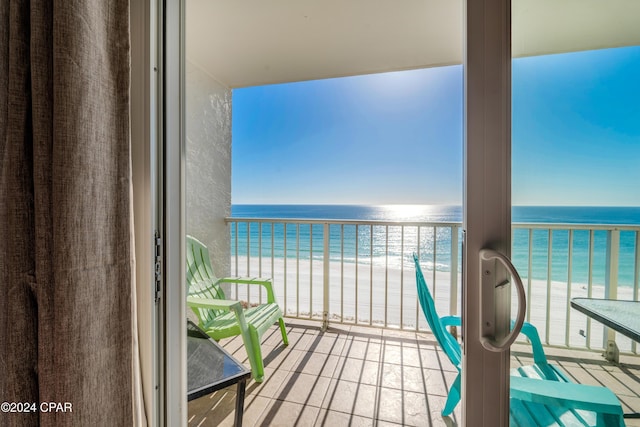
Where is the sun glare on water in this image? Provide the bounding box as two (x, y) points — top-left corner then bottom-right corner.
(382, 204), (432, 221)
(379, 204), (460, 222)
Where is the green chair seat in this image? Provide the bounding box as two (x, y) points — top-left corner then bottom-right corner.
(198, 303), (283, 341)
(187, 236), (288, 382)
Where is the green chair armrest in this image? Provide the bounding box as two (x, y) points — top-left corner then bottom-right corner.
(216, 276), (278, 304)
(217, 276), (271, 285)
(186, 296), (252, 344)
(186, 296), (243, 311)
(510, 376), (624, 416)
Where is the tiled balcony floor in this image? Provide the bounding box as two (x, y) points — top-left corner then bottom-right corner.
(188, 319), (640, 427)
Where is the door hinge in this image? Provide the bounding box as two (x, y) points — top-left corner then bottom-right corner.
(154, 230), (162, 303)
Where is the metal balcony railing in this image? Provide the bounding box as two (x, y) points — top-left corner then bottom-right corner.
(225, 217), (640, 354)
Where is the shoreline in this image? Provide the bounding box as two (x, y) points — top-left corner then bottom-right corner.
(232, 248), (639, 288)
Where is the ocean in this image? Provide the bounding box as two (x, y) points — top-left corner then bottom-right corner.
(230, 205), (640, 287)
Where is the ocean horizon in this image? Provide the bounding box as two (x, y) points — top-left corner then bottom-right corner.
(232, 204), (640, 224)
(229, 204), (640, 287)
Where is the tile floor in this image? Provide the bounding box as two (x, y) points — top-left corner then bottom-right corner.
(188, 319), (640, 427)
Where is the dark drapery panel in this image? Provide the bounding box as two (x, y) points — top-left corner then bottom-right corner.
(1, 1), (136, 425)
(0, 1), (40, 425)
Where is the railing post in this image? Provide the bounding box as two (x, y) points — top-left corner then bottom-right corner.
(322, 222), (330, 331)
(449, 226), (459, 338)
(603, 229), (620, 362)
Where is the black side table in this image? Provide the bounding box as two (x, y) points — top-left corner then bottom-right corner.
(187, 320), (252, 427)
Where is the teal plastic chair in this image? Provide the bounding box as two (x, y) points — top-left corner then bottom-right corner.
(187, 236), (288, 382)
(413, 254), (624, 426)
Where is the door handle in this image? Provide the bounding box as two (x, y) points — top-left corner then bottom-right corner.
(479, 249), (526, 352)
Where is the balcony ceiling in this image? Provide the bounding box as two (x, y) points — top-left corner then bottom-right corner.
(186, 0), (640, 88)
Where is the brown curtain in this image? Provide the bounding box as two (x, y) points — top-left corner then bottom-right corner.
(1, 1), (138, 425)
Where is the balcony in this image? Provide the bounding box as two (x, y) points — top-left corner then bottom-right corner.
(188, 320), (640, 426)
(188, 217), (640, 425)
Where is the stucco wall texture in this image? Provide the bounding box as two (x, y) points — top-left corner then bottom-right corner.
(186, 60), (232, 278)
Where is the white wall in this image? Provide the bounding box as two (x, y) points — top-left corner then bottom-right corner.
(186, 60), (232, 277)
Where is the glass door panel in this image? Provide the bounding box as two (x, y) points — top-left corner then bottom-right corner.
(512, 0), (640, 358)
(510, 0), (640, 423)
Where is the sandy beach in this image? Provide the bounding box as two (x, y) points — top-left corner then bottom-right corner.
(228, 255), (637, 353)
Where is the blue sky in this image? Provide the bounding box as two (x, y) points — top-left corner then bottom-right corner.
(232, 46), (640, 206)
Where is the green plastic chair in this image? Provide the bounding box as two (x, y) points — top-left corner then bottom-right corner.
(187, 235), (288, 382)
(414, 254), (624, 426)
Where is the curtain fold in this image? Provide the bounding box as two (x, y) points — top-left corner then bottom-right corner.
(1, 0), (40, 424)
(1, 1), (141, 425)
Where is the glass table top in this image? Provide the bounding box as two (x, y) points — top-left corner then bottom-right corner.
(187, 321), (251, 399)
(571, 298), (640, 343)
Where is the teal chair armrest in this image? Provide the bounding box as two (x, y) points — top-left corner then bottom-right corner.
(438, 318), (546, 365)
(510, 376), (624, 418)
(438, 317), (550, 363)
(440, 315), (462, 364)
(517, 321), (549, 366)
(217, 276), (278, 304)
(441, 316), (461, 328)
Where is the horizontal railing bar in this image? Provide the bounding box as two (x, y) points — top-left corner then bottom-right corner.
(226, 217), (461, 228)
(227, 216), (640, 232)
(512, 223), (640, 231)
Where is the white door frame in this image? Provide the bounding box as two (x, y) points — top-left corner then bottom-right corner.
(163, 0), (188, 425)
(463, 0), (513, 425)
(130, 0), (163, 424)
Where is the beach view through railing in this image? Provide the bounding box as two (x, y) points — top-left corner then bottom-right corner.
(224, 205), (640, 355)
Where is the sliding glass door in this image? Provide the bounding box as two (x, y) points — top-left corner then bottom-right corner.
(162, 0), (522, 424)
